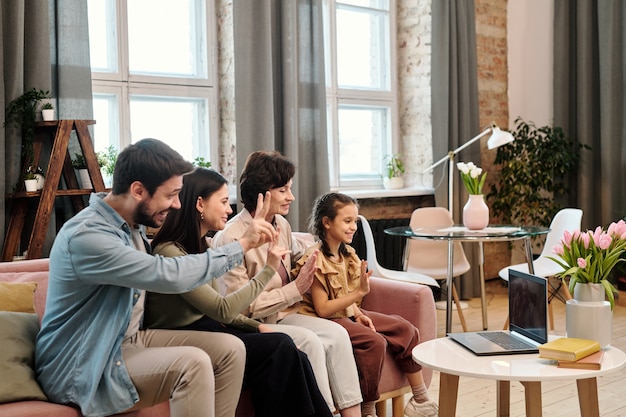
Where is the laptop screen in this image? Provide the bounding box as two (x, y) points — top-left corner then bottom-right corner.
(508, 270), (548, 344)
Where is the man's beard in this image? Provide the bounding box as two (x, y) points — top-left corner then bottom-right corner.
(134, 201), (165, 228)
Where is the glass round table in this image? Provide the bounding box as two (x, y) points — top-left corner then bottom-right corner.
(384, 225), (550, 333)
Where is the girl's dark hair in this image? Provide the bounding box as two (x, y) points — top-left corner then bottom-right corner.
(239, 150), (296, 212)
(112, 138), (194, 195)
(309, 192), (358, 258)
(151, 168), (228, 254)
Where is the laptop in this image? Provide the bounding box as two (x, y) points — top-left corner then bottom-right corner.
(447, 269), (548, 355)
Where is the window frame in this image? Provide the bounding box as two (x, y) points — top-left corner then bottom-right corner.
(324, 0), (399, 190)
(88, 0), (219, 163)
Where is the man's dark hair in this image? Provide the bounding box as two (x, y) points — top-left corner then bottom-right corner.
(112, 138), (194, 195)
(239, 150), (296, 212)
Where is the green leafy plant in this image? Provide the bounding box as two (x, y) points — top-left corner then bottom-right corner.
(71, 153), (88, 170)
(41, 102), (54, 110)
(99, 145), (118, 177)
(4, 88), (52, 166)
(193, 156), (212, 168)
(487, 117), (590, 230)
(24, 172), (37, 181)
(384, 154), (405, 179)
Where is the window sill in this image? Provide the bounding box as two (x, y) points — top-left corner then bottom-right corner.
(331, 186), (434, 199)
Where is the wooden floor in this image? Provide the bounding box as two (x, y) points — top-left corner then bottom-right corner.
(384, 279), (626, 417)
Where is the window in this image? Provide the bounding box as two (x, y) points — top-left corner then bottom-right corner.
(324, 0), (397, 189)
(87, 0), (218, 162)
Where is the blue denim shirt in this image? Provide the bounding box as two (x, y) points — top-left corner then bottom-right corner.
(35, 193), (243, 417)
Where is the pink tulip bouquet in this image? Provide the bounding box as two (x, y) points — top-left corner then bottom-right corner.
(549, 219), (626, 309)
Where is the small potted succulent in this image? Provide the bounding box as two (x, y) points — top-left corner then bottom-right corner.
(41, 102), (55, 121)
(23, 172), (38, 192)
(383, 154), (405, 189)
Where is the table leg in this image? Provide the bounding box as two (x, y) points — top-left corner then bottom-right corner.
(446, 239), (454, 334)
(523, 236), (535, 274)
(478, 241), (487, 330)
(576, 378), (600, 417)
(520, 381), (542, 417)
(496, 380), (510, 417)
(439, 372), (459, 417)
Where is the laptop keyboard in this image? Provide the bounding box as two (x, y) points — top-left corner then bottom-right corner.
(478, 332), (533, 350)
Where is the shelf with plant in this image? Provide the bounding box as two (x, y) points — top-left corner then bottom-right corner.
(4, 88), (52, 184)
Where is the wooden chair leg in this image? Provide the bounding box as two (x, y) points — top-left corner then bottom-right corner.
(452, 283), (468, 332)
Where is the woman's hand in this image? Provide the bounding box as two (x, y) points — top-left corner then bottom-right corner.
(239, 192), (278, 251)
(266, 241), (291, 271)
(257, 324), (273, 333)
(294, 250), (318, 294)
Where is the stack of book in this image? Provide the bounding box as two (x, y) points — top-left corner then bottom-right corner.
(538, 337), (604, 370)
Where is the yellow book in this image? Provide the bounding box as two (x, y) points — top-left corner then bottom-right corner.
(538, 337), (601, 361)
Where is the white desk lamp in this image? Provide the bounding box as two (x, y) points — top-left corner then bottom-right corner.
(422, 124), (515, 219)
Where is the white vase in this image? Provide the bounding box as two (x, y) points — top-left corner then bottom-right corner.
(383, 177), (404, 190)
(566, 282), (612, 348)
(77, 169), (93, 189)
(41, 109), (55, 121)
(462, 194), (489, 230)
(24, 179), (38, 192)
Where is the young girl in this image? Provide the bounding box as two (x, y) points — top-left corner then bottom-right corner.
(295, 192), (438, 417)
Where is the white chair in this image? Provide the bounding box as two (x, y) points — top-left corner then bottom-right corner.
(357, 214), (439, 288)
(404, 207), (473, 331)
(498, 208), (582, 330)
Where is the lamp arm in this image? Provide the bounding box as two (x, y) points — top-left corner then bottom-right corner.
(422, 127), (492, 174)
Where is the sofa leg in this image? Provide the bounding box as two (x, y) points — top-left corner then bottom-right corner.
(376, 399), (387, 417)
(391, 395), (405, 417)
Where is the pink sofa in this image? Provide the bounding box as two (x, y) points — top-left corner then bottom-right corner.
(0, 258), (436, 417)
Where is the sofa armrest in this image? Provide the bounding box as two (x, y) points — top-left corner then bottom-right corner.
(361, 276), (437, 344)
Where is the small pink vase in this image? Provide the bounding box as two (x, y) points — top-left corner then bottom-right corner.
(463, 194), (489, 230)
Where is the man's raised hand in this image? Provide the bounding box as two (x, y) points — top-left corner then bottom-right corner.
(239, 192), (278, 251)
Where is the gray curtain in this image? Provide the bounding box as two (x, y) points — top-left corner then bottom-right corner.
(431, 0), (481, 298)
(233, 0), (329, 231)
(1, 0), (92, 257)
(554, 1), (626, 230)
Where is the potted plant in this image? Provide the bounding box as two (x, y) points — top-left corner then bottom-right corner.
(99, 145), (118, 187)
(548, 219), (626, 347)
(487, 117), (590, 250)
(23, 172), (38, 192)
(72, 153), (95, 189)
(41, 102), (55, 121)
(383, 154), (405, 189)
(4, 88), (52, 173)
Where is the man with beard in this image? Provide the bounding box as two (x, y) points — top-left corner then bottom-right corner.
(35, 138), (278, 417)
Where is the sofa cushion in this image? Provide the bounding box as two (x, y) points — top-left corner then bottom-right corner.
(0, 312), (47, 403)
(0, 282), (37, 313)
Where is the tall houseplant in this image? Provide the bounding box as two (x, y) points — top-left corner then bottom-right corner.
(487, 118), (589, 248)
(4, 88), (52, 169)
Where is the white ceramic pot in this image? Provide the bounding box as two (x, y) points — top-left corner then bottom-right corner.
(24, 179), (38, 192)
(42, 109), (55, 121)
(462, 194), (489, 230)
(566, 282), (612, 347)
(383, 177), (404, 190)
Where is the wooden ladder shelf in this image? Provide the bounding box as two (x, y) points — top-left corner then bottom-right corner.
(2, 120), (105, 261)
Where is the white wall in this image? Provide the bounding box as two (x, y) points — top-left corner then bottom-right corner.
(507, 0), (554, 128)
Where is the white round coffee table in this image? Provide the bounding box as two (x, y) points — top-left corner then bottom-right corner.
(413, 337), (626, 417)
